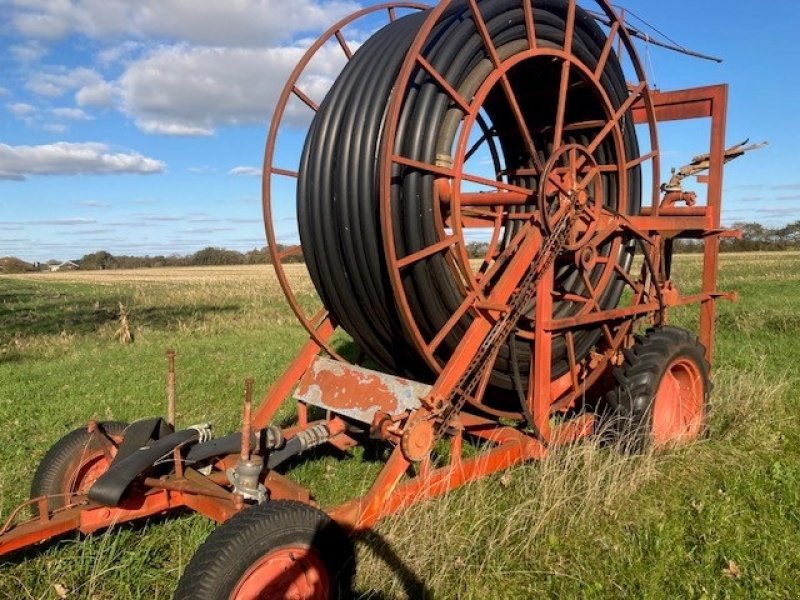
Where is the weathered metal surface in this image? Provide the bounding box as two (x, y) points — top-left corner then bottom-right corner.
(294, 357), (428, 424)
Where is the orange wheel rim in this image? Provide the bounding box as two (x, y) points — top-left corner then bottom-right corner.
(652, 358), (704, 447)
(62, 433), (122, 500)
(231, 546), (329, 600)
(67, 452), (111, 494)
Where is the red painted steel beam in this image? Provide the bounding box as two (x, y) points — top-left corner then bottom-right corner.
(330, 436), (546, 532)
(632, 85), (727, 124)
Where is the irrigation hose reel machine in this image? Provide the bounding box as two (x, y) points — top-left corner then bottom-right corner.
(0, 1), (756, 597)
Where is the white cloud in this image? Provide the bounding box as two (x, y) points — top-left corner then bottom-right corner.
(12, 0), (359, 47)
(7, 102), (37, 117)
(42, 123), (68, 133)
(11, 41), (48, 63)
(97, 41), (141, 66)
(76, 80), (117, 107)
(0, 142), (166, 180)
(11, 2), (361, 137)
(27, 67), (104, 97)
(136, 120), (215, 137)
(51, 107), (92, 120)
(118, 42), (345, 135)
(82, 200), (110, 208)
(229, 166), (262, 177)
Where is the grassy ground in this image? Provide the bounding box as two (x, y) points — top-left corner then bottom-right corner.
(0, 253), (798, 599)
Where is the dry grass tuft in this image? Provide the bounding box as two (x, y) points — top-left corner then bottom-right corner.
(355, 430), (664, 597)
(115, 301), (133, 344)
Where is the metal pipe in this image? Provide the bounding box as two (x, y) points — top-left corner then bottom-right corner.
(585, 9), (722, 63)
(166, 349), (176, 428)
(241, 378), (254, 460)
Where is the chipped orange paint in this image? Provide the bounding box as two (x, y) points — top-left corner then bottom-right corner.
(294, 357), (427, 424)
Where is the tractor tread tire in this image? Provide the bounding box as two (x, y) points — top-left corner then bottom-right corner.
(604, 326), (711, 451)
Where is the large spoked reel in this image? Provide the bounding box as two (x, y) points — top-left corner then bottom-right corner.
(263, 0), (661, 421)
(263, 2), (429, 360)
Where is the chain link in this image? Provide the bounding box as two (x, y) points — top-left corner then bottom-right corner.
(434, 202), (580, 438)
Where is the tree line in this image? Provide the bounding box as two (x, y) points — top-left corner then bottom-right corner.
(75, 245), (304, 270)
(3, 221), (799, 273)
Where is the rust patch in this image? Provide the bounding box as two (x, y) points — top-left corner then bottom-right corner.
(294, 357), (428, 424)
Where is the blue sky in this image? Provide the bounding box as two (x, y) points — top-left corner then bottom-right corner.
(1, 0), (798, 262)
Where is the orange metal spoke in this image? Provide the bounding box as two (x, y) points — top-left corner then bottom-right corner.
(468, 0), (501, 67)
(458, 191), (530, 206)
(427, 291), (480, 353)
(564, 119), (606, 132)
(579, 270), (601, 309)
(468, 0), (543, 172)
(388, 6), (397, 21)
(278, 245), (303, 260)
(334, 30), (353, 59)
(392, 154), (533, 196)
(557, 291), (590, 304)
(271, 167), (298, 178)
(626, 150), (658, 170)
(501, 74), (544, 173)
(613, 260), (638, 289)
(587, 82), (646, 153)
(292, 86), (319, 112)
(504, 211), (538, 220)
(565, 331), (579, 392)
(569, 146), (577, 183)
(397, 235), (459, 269)
(553, 60), (570, 149)
(523, 0), (537, 50)
(416, 55), (471, 113)
(461, 207), (503, 219)
(553, 1), (576, 150)
(594, 20), (620, 78)
(563, 0), (576, 54)
(577, 166), (599, 189)
(548, 170), (572, 196)
(478, 222), (535, 290)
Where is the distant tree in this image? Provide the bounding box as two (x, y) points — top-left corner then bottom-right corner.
(191, 247), (246, 266)
(79, 250), (116, 270)
(245, 247), (269, 264)
(466, 241), (489, 259)
(671, 220), (800, 253)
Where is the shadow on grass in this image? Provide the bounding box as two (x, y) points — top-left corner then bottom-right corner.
(0, 281), (238, 343)
(351, 529), (433, 599)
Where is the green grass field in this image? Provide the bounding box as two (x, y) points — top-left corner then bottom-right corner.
(1, 253), (799, 599)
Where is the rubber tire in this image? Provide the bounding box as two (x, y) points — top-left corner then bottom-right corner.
(30, 421), (128, 512)
(604, 327), (711, 451)
(174, 500), (355, 600)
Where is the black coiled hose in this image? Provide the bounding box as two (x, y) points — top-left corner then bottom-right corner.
(299, 0), (640, 415)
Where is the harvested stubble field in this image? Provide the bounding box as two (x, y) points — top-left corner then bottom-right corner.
(0, 252), (799, 599)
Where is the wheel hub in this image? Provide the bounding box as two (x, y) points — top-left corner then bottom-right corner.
(538, 143), (604, 251)
(653, 358), (704, 447)
(231, 546), (329, 600)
